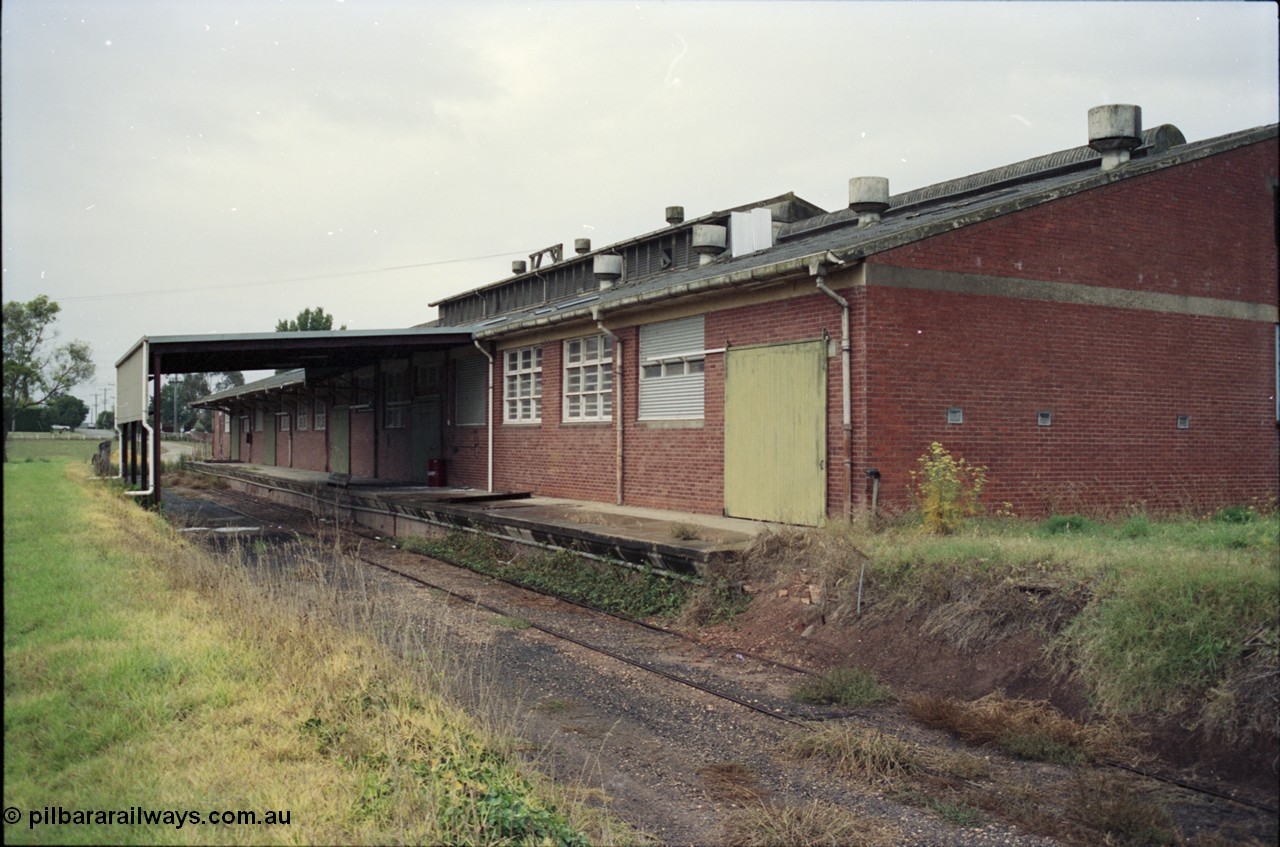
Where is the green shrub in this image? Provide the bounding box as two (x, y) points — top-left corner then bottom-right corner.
(1214, 505), (1257, 524)
(910, 442), (987, 534)
(1041, 514), (1097, 535)
(1118, 515), (1152, 539)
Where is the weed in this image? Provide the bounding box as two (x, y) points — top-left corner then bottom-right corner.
(722, 800), (899, 847)
(788, 725), (919, 784)
(791, 666), (891, 707)
(669, 522), (701, 541)
(904, 693), (1126, 765)
(1070, 771), (1175, 846)
(697, 761), (766, 803)
(911, 442), (987, 534)
(928, 797), (986, 827)
(493, 616), (531, 629)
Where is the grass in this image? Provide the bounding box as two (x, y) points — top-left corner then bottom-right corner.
(5, 436), (101, 463)
(790, 666), (891, 707)
(3, 453), (628, 845)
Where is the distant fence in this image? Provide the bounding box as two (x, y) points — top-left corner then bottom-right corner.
(9, 431), (212, 443)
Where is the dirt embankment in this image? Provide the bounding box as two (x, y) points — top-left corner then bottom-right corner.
(697, 566), (1277, 804)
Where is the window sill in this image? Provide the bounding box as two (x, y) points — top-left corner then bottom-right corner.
(638, 419), (704, 429)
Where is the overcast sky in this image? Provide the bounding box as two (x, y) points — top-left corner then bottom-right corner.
(3, 0), (1277, 415)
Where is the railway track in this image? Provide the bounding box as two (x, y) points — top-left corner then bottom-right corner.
(172, 483), (1279, 836)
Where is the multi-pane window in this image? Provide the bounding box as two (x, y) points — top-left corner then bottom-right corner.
(639, 316), (705, 420)
(223, 412), (231, 433)
(255, 408), (264, 432)
(354, 369), (375, 409)
(384, 365), (408, 429)
(504, 346), (543, 423)
(279, 411), (290, 432)
(296, 402), (310, 431)
(314, 400), (327, 431)
(564, 334), (613, 422)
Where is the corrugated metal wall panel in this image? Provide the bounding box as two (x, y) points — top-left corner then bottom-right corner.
(116, 343), (148, 424)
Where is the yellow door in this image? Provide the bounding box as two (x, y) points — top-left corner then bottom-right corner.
(724, 340), (827, 525)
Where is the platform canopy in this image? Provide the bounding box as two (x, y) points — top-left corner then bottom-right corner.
(113, 327), (475, 424)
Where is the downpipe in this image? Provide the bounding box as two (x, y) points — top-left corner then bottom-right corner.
(812, 253), (852, 520)
(473, 338), (494, 493)
(592, 306), (624, 506)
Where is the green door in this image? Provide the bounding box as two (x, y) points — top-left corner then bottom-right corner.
(230, 416), (241, 461)
(724, 340), (827, 525)
(328, 408), (350, 475)
(410, 399), (442, 483)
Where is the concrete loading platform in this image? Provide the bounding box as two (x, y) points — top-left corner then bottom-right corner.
(185, 461), (773, 575)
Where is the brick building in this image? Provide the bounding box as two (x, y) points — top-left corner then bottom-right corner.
(196, 106), (1278, 523)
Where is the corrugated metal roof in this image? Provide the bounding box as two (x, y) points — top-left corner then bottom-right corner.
(472, 122), (1276, 340)
(195, 370), (306, 406)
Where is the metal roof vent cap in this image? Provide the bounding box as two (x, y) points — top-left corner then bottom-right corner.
(512, 260), (528, 275)
(848, 176), (890, 227)
(593, 253), (624, 290)
(1088, 104), (1142, 171)
(574, 238), (592, 255)
(692, 223), (727, 265)
(666, 206), (685, 225)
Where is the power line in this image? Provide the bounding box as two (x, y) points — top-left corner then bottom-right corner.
(54, 249), (527, 303)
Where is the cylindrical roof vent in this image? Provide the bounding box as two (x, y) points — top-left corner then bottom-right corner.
(692, 224), (727, 265)
(593, 253), (624, 290)
(1088, 104), (1142, 171)
(512, 260), (528, 275)
(848, 176), (890, 226)
(575, 238), (592, 255)
(666, 206), (685, 225)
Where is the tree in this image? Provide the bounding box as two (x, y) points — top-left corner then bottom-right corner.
(48, 394), (89, 429)
(154, 371), (243, 433)
(3, 295), (95, 461)
(96, 409), (115, 429)
(275, 306), (346, 333)
(275, 307), (345, 372)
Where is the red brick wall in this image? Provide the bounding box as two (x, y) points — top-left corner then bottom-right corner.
(475, 288), (854, 516)
(878, 142), (1278, 304)
(291, 427), (327, 472)
(864, 138), (1279, 516)
(486, 336), (623, 503)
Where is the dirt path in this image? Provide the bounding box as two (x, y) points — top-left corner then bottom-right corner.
(164, 485), (1276, 846)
